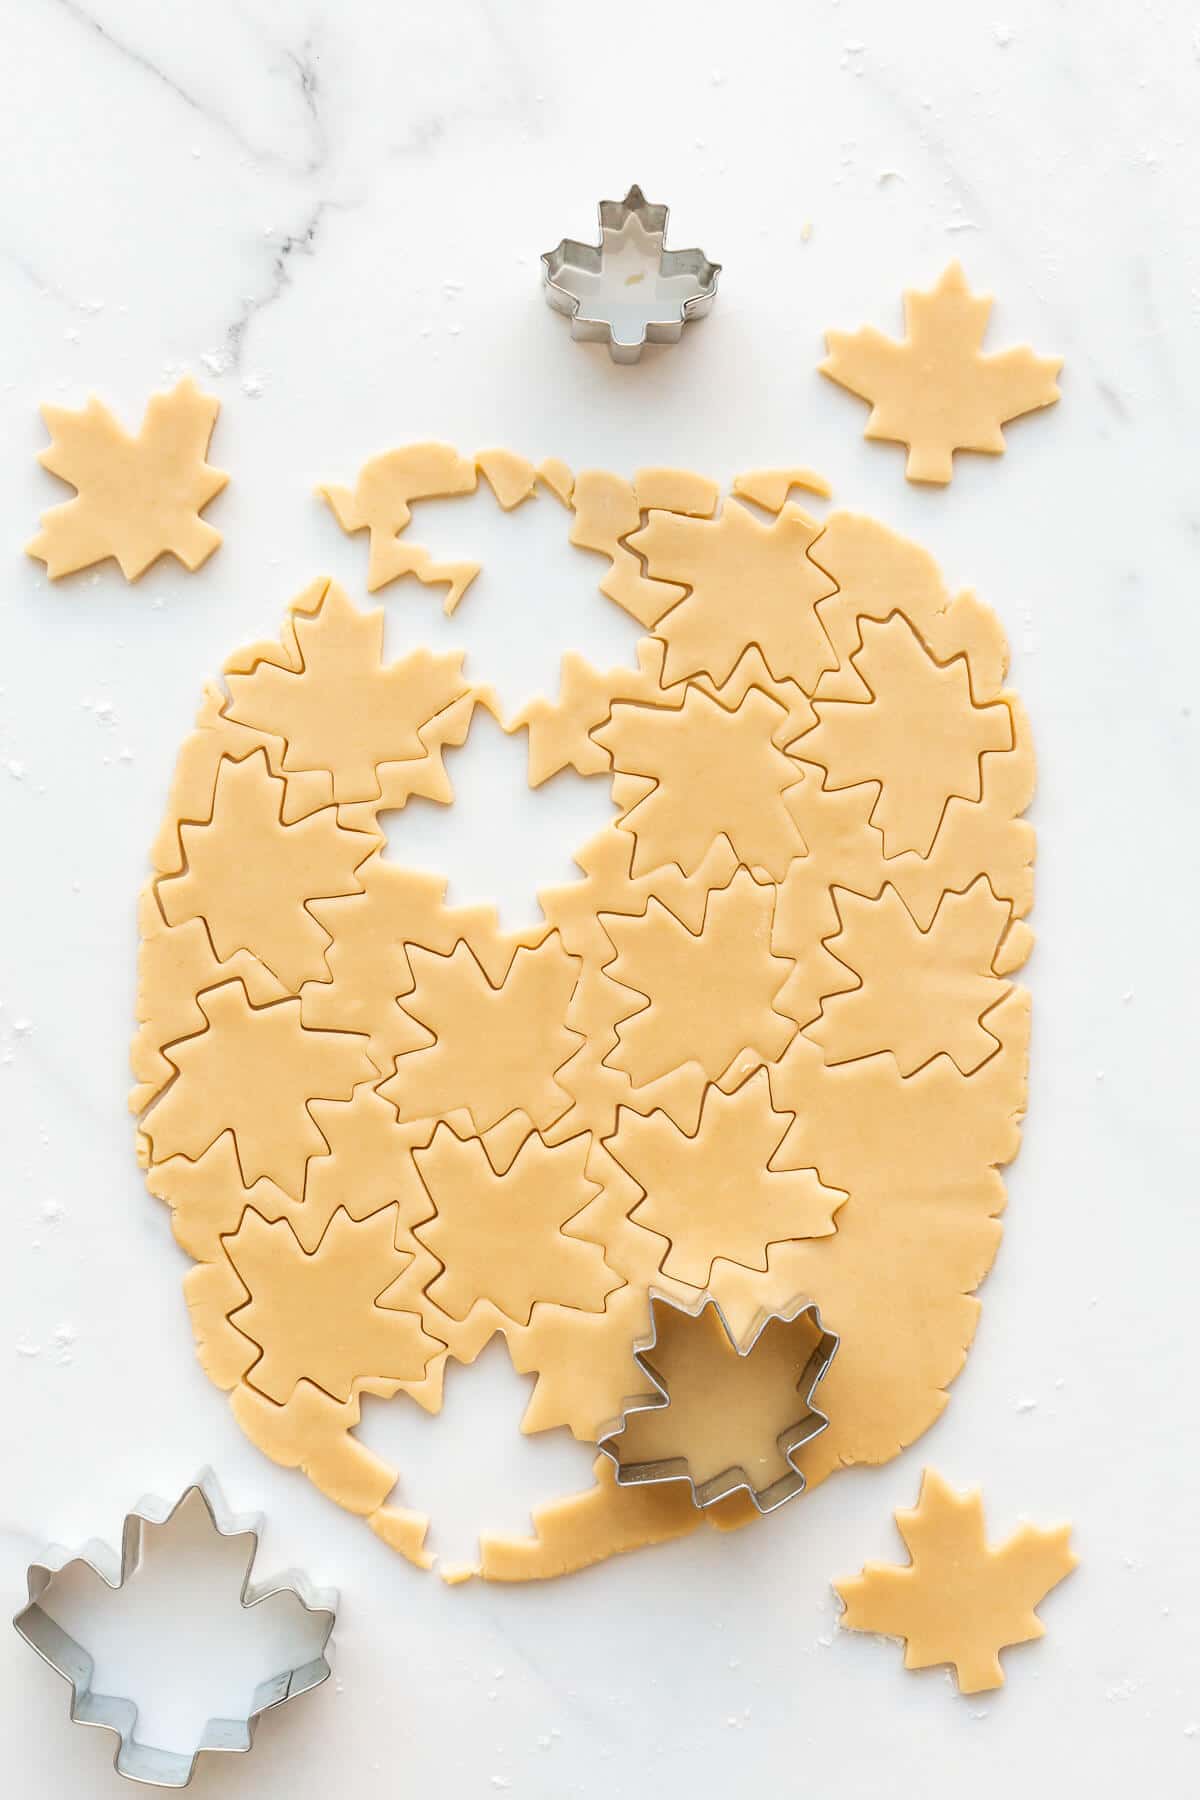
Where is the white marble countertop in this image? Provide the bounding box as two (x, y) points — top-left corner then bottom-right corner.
(1, 2), (1198, 1795)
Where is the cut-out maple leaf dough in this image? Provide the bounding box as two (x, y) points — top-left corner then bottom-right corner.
(794, 613), (1013, 856)
(137, 459), (1036, 1585)
(807, 879), (1010, 1076)
(157, 751), (375, 991)
(821, 261), (1062, 484)
(629, 499), (837, 690)
(835, 1468), (1078, 1692)
(594, 686), (806, 880)
(382, 935), (581, 1132)
(603, 870), (796, 1091)
(27, 377), (227, 580)
(225, 1205), (441, 1404)
(412, 1124), (617, 1328)
(142, 981), (373, 1192)
(225, 581), (471, 803)
(606, 1071), (844, 1284)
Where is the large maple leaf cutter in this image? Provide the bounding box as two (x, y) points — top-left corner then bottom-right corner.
(541, 184), (721, 363)
(12, 1469), (337, 1789)
(596, 1290), (840, 1514)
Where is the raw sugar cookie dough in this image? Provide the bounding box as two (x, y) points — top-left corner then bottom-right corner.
(835, 1469), (1078, 1693)
(28, 378), (227, 580)
(133, 446), (1035, 1582)
(821, 262), (1061, 484)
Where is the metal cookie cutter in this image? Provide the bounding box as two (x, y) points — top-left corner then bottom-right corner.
(542, 184), (721, 363)
(13, 1468), (337, 1788)
(597, 1290), (839, 1514)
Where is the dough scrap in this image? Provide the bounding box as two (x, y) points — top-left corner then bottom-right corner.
(835, 1468), (1077, 1691)
(317, 441), (480, 605)
(28, 377), (227, 580)
(476, 447), (538, 510)
(478, 1454), (702, 1582)
(135, 451), (1034, 1584)
(733, 467), (832, 509)
(821, 261), (1062, 484)
(513, 638), (670, 787)
(536, 457), (574, 505)
(569, 469), (686, 627)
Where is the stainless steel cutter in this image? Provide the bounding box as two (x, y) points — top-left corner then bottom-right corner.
(12, 1468), (337, 1788)
(542, 184), (721, 362)
(597, 1289), (839, 1514)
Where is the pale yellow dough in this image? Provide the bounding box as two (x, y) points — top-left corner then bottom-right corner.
(835, 1469), (1077, 1692)
(28, 377), (227, 580)
(135, 446), (1035, 1582)
(821, 261), (1062, 484)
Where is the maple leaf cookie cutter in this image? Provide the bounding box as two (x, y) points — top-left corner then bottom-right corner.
(12, 1468), (337, 1788)
(597, 1290), (839, 1514)
(541, 184), (721, 362)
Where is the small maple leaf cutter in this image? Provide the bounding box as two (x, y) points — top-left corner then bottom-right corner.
(542, 184), (721, 363)
(596, 1290), (839, 1513)
(12, 1468), (337, 1789)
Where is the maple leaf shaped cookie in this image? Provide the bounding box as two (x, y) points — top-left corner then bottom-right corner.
(835, 1468), (1078, 1692)
(794, 613), (1013, 857)
(225, 581), (470, 804)
(595, 685), (806, 881)
(607, 1070), (844, 1284)
(412, 1124), (617, 1327)
(383, 934), (582, 1133)
(629, 500), (836, 689)
(225, 1204), (441, 1403)
(27, 377), (228, 579)
(602, 870), (796, 1094)
(808, 878), (1011, 1076)
(821, 262), (1062, 484)
(158, 750), (375, 991)
(142, 981), (374, 1193)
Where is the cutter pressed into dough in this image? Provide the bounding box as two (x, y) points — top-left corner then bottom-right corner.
(597, 1290), (839, 1514)
(12, 1469), (337, 1789)
(541, 184), (720, 363)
